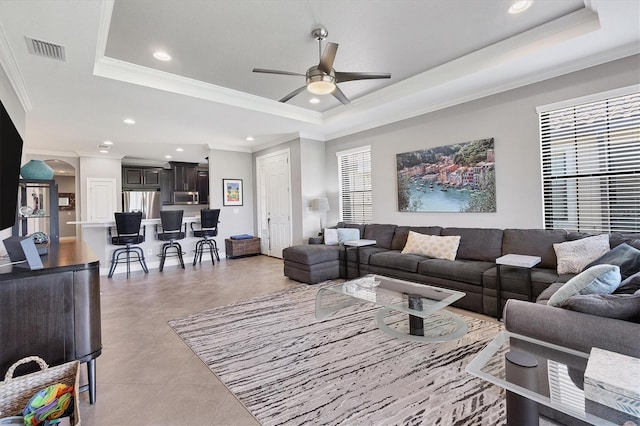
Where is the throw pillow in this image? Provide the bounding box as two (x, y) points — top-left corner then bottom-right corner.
(324, 228), (339, 245)
(401, 231), (460, 261)
(585, 243), (640, 280)
(547, 264), (621, 307)
(561, 293), (640, 323)
(553, 234), (610, 274)
(337, 228), (360, 244)
(615, 271), (640, 294)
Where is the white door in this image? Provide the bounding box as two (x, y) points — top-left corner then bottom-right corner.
(87, 178), (117, 221)
(256, 150), (292, 258)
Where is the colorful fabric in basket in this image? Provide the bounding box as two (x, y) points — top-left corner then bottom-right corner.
(230, 234), (254, 240)
(23, 383), (74, 426)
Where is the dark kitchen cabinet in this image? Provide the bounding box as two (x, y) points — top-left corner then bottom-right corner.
(160, 170), (174, 205)
(123, 167), (161, 189)
(171, 162), (198, 191)
(197, 170), (209, 205)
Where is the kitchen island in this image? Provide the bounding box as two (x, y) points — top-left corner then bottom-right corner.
(69, 216), (210, 275)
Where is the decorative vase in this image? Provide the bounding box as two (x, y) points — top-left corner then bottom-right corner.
(20, 160), (54, 180)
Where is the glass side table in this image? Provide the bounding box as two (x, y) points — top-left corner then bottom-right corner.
(495, 254), (541, 320)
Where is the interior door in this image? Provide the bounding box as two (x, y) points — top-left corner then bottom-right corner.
(87, 178), (117, 221)
(257, 150), (292, 258)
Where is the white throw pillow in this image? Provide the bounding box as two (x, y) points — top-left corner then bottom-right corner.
(324, 228), (339, 245)
(401, 231), (460, 261)
(337, 228), (360, 244)
(553, 234), (610, 274)
(548, 264), (621, 307)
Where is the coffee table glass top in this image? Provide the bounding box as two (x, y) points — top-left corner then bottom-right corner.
(466, 331), (639, 426)
(319, 274), (465, 319)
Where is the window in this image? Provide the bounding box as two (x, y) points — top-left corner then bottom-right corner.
(539, 89), (640, 233)
(337, 146), (372, 223)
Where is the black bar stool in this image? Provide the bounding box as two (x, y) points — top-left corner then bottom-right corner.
(156, 210), (186, 272)
(108, 212), (148, 278)
(191, 208), (221, 265)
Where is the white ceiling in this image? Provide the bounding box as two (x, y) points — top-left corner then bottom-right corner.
(0, 0), (638, 164)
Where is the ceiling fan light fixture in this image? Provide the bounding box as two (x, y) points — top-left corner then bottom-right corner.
(306, 69), (336, 95)
(509, 0), (533, 14)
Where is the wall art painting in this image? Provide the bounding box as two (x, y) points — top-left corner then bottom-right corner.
(223, 178), (243, 206)
(396, 138), (496, 213)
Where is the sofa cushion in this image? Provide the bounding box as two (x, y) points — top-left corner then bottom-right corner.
(282, 245), (340, 265)
(561, 293), (640, 323)
(368, 250), (425, 273)
(548, 264), (621, 307)
(609, 232), (640, 249)
(585, 243), (640, 280)
(502, 229), (568, 269)
(615, 271), (640, 294)
(553, 234), (610, 274)
(363, 224), (397, 249)
(418, 259), (494, 286)
(441, 227), (503, 261)
(536, 282), (565, 304)
(324, 228), (339, 245)
(337, 228), (360, 243)
(391, 226), (442, 250)
(401, 232), (460, 260)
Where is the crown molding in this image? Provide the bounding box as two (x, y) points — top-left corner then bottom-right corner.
(0, 22), (32, 111)
(24, 148), (79, 158)
(206, 143), (253, 153)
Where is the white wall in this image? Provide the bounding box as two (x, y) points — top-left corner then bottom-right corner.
(300, 138), (326, 241)
(324, 55), (640, 229)
(208, 148), (254, 241)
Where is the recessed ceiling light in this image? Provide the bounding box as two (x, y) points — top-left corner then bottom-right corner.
(509, 0), (532, 14)
(309, 98), (320, 104)
(165, 155), (172, 159)
(58, 170), (66, 173)
(123, 118), (135, 125)
(246, 136), (254, 141)
(103, 140), (113, 145)
(99, 150), (109, 154)
(176, 148), (184, 152)
(153, 50), (172, 61)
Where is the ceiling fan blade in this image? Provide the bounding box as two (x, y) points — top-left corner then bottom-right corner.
(279, 86), (307, 103)
(332, 85), (350, 105)
(253, 68), (305, 77)
(318, 42), (338, 74)
(335, 72), (391, 83)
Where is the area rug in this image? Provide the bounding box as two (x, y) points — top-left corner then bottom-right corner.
(169, 283), (506, 425)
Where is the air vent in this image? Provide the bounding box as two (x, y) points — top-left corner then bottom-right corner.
(97, 145), (111, 150)
(25, 37), (66, 61)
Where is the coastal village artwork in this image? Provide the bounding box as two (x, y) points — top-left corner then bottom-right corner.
(396, 138), (496, 213)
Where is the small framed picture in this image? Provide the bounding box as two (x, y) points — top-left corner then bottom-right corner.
(223, 179), (243, 206)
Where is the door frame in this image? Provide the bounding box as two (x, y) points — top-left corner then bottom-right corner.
(255, 148), (292, 256)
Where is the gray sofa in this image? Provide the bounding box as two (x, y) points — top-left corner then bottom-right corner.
(283, 222), (640, 318)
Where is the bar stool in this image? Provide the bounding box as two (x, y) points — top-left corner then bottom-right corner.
(190, 208), (221, 265)
(156, 210), (186, 272)
(107, 212), (148, 278)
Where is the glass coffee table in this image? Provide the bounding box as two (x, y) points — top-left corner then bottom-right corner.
(466, 331), (640, 426)
(315, 274), (468, 342)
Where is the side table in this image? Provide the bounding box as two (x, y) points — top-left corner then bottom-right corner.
(495, 254), (541, 320)
(343, 239), (376, 278)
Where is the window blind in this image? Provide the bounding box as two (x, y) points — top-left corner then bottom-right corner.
(540, 91), (640, 233)
(337, 146), (372, 223)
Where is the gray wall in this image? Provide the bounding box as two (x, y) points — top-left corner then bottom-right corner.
(208, 148), (254, 241)
(324, 55), (640, 229)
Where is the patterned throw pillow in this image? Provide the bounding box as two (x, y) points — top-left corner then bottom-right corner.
(553, 234), (610, 274)
(401, 231), (460, 261)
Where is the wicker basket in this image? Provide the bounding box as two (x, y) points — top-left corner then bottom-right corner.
(0, 356), (80, 425)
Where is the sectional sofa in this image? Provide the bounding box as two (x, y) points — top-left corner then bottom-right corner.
(282, 223), (640, 318)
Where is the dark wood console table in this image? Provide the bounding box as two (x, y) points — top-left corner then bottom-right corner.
(0, 241), (101, 404)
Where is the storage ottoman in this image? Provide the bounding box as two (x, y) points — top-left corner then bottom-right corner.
(283, 244), (341, 284)
(225, 237), (261, 258)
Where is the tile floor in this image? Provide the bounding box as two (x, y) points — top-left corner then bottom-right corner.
(79, 254), (298, 425)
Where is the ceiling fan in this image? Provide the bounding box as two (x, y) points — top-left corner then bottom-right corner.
(253, 27), (391, 105)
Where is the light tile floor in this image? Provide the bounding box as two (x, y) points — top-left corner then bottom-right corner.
(79, 254), (298, 426)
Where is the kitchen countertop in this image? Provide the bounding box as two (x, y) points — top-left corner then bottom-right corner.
(67, 216), (200, 227)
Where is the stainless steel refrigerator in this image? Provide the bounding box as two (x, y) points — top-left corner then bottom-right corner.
(122, 191), (161, 219)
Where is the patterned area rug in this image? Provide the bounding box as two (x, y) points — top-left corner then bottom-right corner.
(169, 283), (506, 425)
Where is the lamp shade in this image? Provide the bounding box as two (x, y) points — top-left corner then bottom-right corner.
(311, 198), (330, 212)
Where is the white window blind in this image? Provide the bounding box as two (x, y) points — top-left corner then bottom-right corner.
(540, 91), (640, 233)
(337, 146), (372, 223)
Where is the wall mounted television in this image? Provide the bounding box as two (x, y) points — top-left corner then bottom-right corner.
(0, 99), (24, 231)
